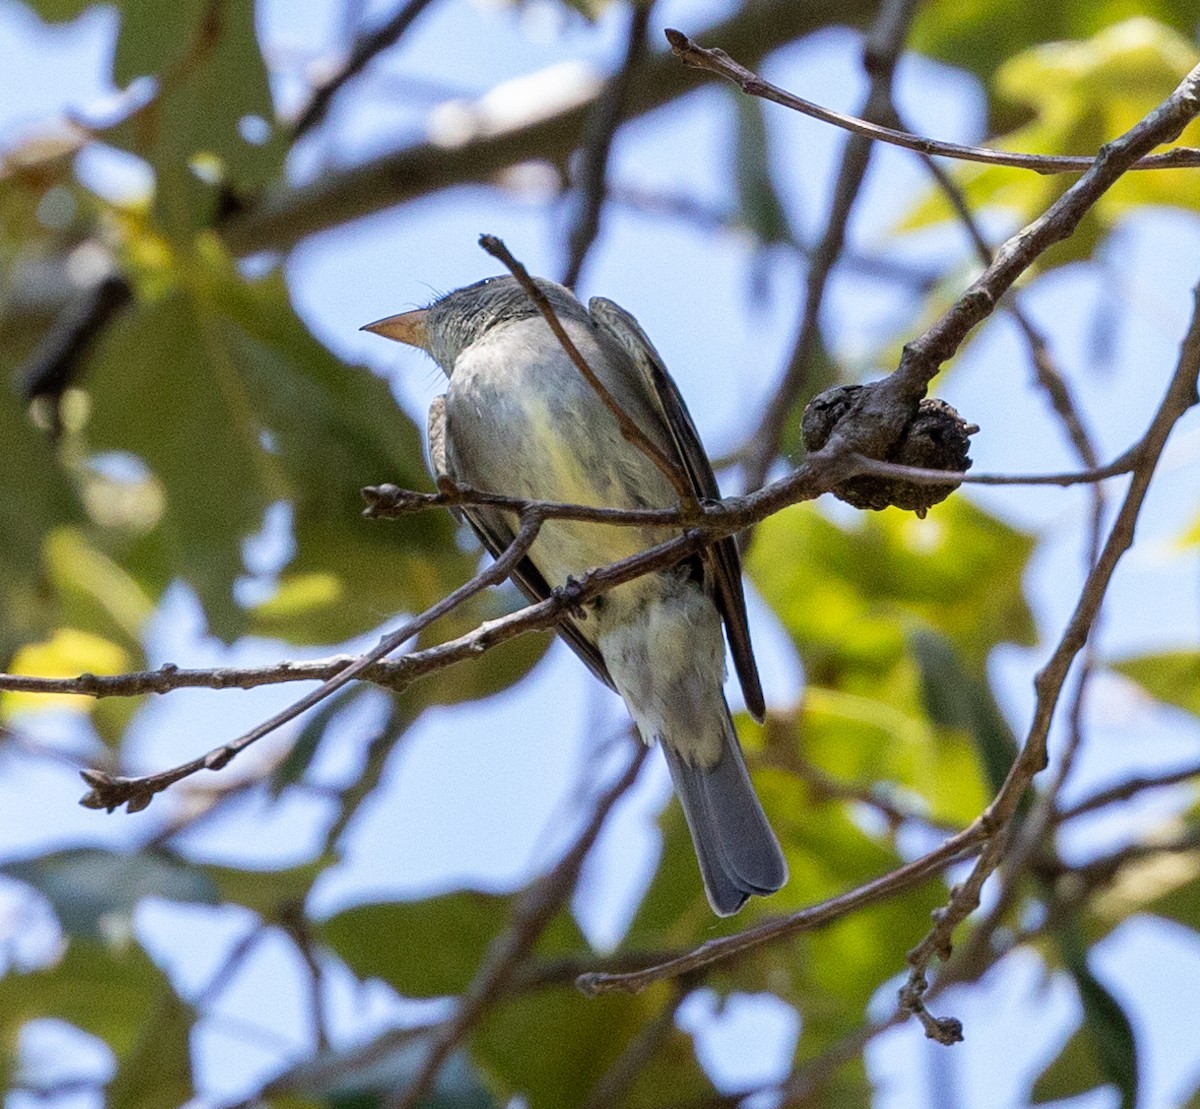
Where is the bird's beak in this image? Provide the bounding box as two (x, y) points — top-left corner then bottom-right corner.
(361, 309), (429, 349)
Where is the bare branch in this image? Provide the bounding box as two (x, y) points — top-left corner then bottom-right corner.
(561, 2), (654, 288)
(576, 823), (985, 995)
(665, 29), (1200, 177)
(898, 280), (1200, 1038)
(292, 0), (440, 137)
(740, 0), (919, 498)
(1058, 761), (1200, 822)
(75, 510), (544, 813)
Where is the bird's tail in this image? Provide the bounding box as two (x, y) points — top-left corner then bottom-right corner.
(661, 705), (787, 916)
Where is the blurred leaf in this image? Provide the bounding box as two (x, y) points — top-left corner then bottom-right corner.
(909, 627), (1017, 796)
(270, 685), (374, 796)
(0, 938), (185, 1068)
(199, 245), (466, 644)
(794, 686), (990, 826)
(22, 0), (103, 21)
(1113, 650), (1200, 716)
(412, 595), (553, 709)
(1031, 1022), (1112, 1104)
(2, 626), (129, 716)
(1, 847), (218, 940)
(745, 497), (1028, 827)
(556, 0), (614, 17)
(321, 891), (515, 998)
(1048, 922), (1139, 1109)
(899, 20), (1200, 272)
(910, 0), (1199, 99)
(732, 93), (792, 247)
(202, 858), (331, 920)
(622, 1023), (716, 1109)
(81, 240), (462, 643)
(0, 388), (78, 664)
(107, 981), (194, 1109)
(43, 527), (154, 656)
(104, 0), (285, 236)
(83, 286), (270, 638)
(748, 497), (1035, 688)
(472, 982), (656, 1108)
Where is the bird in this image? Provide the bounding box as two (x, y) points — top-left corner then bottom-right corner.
(363, 275), (786, 915)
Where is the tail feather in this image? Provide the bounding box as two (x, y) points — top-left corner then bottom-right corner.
(661, 709), (787, 916)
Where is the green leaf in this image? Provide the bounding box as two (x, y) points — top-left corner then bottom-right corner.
(83, 287), (271, 638)
(910, 0), (1200, 99)
(321, 892), (515, 998)
(107, 981), (194, 1109)
(0, 938), (188, 1069)
(909, 628), (1017, 796)
(1031, 1023), (1112, 1104)
(271, 685), (374, 796)
(203, 858), (331, 920)
(81, 242), (463, 644)
(747, 497), (1036, 688)
(899, 20), (1200, 271)
(622, 1023), (716, 1109)
(796, 685), (991, 826)
(0, 389), (79, 664)
(732, 93), (792, 248)
(472, 983), (656, 1109)
(198, 247), (467, 644)
(1, 847), (218, 940)
(1112, 650), (1200, 716)
(104, 0), (285, 236)
(1045, 922), (1139, 1109)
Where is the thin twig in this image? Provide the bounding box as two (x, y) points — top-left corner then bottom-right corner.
(740, 0), (919, 499)
(293, 0), (440, 136)
(1057, 761), (1200, 822)
(481, 233), (697, 506)
(75, 510), (544, 813)
(665, 29), (1200, 177)
(562, 2), (654, 288)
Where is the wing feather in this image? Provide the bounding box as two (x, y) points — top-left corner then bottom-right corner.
(587, 298), (765, 721)
(428, 395), (615, 691)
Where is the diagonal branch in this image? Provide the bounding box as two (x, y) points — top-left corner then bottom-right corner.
(292, 0), (441, 137)
(665, 29), (1200, 178)
(740, 0), (920, 500)
(898, 279), (1200, 1040)
(561, 1), (655, 289)
(481, 233), (697, 506)
(76, 510), (544, 813)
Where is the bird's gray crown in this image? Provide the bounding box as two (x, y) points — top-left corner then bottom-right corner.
(424, 275), (589, 372)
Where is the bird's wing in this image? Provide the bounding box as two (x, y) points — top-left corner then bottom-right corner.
(428, 394), (616, 692)
(587, 298), (765, 722)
